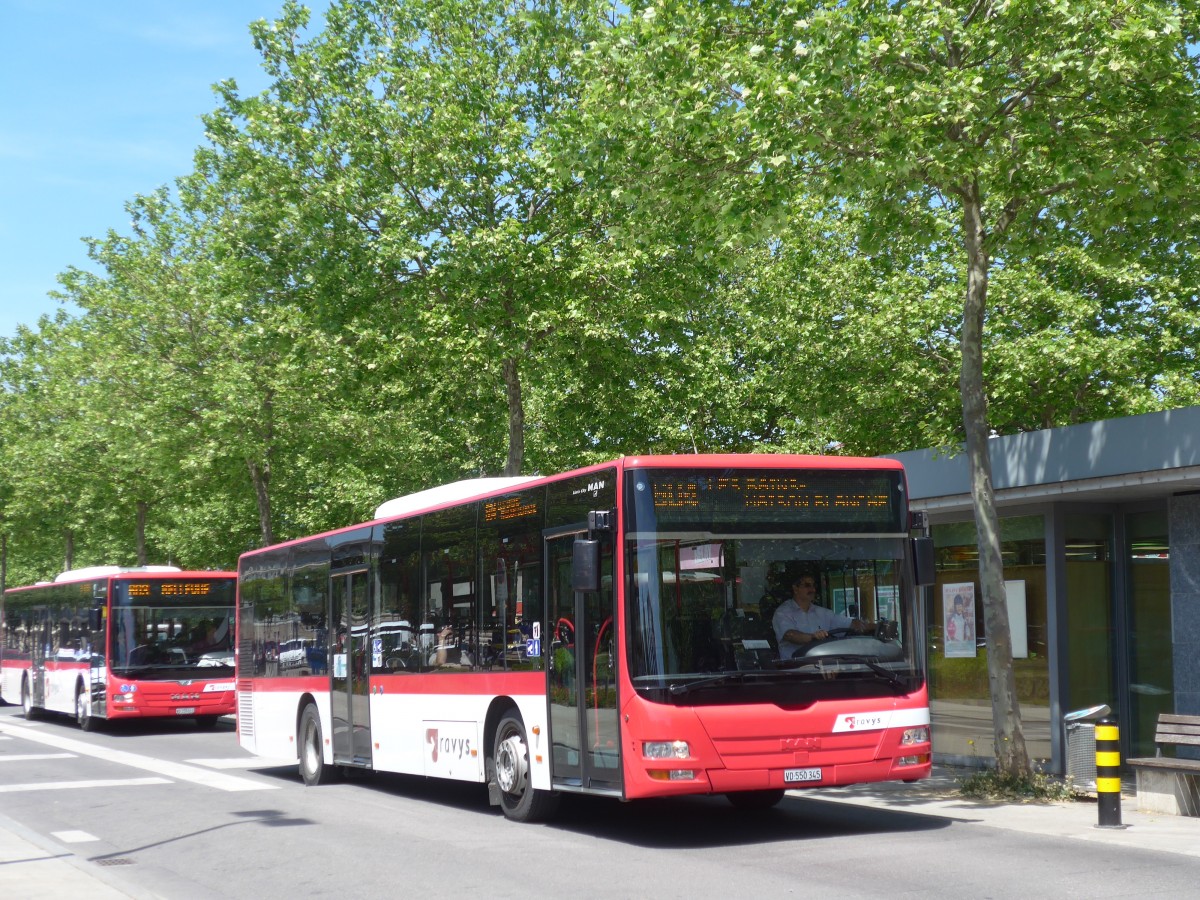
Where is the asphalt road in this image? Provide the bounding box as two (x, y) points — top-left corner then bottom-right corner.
(2, 704), (1198, 899)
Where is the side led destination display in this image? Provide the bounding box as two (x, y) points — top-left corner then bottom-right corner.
(483, 495), (539, 523)
(629, 469), (905, 533)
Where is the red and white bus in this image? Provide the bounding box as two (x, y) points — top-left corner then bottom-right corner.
(236, 455), (934, 820)
(1, 566), (237, 729)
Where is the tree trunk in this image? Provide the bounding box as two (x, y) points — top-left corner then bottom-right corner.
(502, 357), (525, 477)
(64, 528), (74, 572)
(961, 187), (1031, 777)
(136, 500), (148, 566)
(247, 459), (274, 547)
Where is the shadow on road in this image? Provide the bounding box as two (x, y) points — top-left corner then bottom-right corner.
(252, 764), (952, 848)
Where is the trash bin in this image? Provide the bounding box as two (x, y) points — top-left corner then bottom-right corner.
(1063, 704), (1111, 789)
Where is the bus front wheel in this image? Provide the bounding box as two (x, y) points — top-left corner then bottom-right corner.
(299, 704), (335, 786)
(75, 685), (97, 732)
(21, 678), (38, 720)
(492, 713), (558, 823)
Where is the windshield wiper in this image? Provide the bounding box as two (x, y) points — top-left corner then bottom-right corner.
(667, 671), (774, 696)
(774, 654), (907, 689)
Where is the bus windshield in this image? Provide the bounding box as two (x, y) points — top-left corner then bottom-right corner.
(109, 579), (236, 677)
(623, 467), (922, 701)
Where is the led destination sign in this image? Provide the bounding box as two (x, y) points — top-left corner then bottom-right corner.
(630, 469), (905, 533)
(115, 579), (236, 606)
(128, 582), (212, 597)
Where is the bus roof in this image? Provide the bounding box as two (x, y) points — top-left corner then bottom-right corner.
(5, 567), (237, 594)
(53, 565), (182, 583)
(374, 476), (539, 520)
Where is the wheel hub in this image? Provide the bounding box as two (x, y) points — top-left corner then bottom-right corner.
(495, 734), (528, 795)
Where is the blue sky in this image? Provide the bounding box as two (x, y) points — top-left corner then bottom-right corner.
(0, 1), (329, 342)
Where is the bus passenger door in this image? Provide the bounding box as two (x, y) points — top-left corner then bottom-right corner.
(29, 606), (49, 706)
(545, 531), (621, 794)
(330, 569), (372, 766)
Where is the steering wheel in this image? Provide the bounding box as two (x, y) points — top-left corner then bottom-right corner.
(821, 627), (855, 639)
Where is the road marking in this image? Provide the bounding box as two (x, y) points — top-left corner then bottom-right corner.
(0, 753), (76, 763)
(0, 777), (170, 793)
(185, 757), (295, 770)
(52, 830), (101, 843)
(0, 720), (278, 792)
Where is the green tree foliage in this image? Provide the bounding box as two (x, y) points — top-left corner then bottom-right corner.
(199, 0), (708, 479)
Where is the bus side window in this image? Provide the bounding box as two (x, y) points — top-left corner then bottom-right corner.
(423, 504), (477, 671)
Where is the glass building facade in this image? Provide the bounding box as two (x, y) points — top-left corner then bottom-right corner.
(890, 406), (1200, 773)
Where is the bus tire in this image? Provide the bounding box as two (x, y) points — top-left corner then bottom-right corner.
(75, 684), (97, 732)
(299, 704), (334, 786)
(492, 713), (558, 822)
(21, 678), (38, 720)
(726, 789), (786, 810)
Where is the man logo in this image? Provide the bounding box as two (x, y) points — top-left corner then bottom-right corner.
(427, 728), (439, 762)
(782, 737), (820, 751)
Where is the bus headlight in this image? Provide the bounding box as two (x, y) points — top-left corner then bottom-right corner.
(901, 727), (929, 745)
(643, 740), (690, 759)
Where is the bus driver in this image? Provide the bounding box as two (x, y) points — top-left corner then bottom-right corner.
(773, 573), (871, 659)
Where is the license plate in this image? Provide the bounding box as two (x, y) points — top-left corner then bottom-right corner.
(175, 707), (195, 715)
(784, 767), (822, 783)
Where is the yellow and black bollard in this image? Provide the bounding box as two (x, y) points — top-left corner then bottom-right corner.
(1094, 718), (1125, 829)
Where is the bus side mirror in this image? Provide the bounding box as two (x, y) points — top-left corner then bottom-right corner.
(571, 539), (601, 593)
(912, 537), (936, 587)
(88, 607), (103, 631)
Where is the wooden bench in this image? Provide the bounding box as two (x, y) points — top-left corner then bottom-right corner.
(1127, 714), (1200, 816)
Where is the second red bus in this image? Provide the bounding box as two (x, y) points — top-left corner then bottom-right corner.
(1, 566), (237, 729)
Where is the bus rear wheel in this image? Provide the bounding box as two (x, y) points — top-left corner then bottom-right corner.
(299, 704), (335, 786)
(492, 713), (557, 822)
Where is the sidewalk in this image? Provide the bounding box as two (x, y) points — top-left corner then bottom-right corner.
(0, 811), (149, 900)
(814, 766), (1200, 859)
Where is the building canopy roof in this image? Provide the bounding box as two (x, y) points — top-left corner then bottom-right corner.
(887, 406), (1200, 513)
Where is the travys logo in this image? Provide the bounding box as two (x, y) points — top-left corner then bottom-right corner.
(427, 728), (472, 762)
(833, 712), (889, 732)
